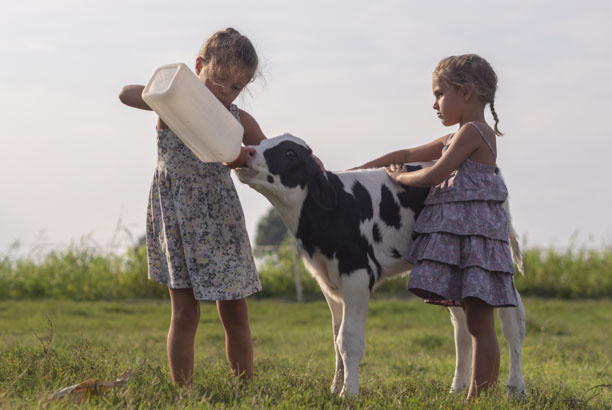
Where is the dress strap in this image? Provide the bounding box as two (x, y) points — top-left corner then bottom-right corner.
(469, 122), (496, 160)
(229, 104), (241, 121)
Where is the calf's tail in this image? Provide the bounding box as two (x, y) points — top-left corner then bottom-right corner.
(502, 198), (524, 275)
(509, 224), (524, 275)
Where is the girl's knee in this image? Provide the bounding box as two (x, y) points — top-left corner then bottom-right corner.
(464, 298), (494, 337)
(169, 290), (200, 329)
(466, 319), (493, 338)
(217, 299), (250, 332)
(171, 307), (200, 332)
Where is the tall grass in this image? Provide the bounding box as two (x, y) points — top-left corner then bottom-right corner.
(0, 244), (167, 300)
(1, 239), (611, 300)
(258, 241), (612, 299)
(516, 246), (612, 298)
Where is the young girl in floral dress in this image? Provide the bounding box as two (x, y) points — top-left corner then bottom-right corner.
(119, 28), (265, 384)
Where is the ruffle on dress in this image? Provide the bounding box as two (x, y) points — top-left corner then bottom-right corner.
(408, 259), (518, 307)
(413, 200), (509, 241)
(406, 231), (514, 274)
(425, 159), (508, 205)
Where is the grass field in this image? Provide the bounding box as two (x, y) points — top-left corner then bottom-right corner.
(0, 298), (610, 409)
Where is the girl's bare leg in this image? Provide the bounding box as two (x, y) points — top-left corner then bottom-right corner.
(217, 298), (254, 380)
(464, 297), (499, 400)
(167, 288), (200, 385)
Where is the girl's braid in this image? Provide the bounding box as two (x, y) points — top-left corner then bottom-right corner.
(490, 100), (503, 136)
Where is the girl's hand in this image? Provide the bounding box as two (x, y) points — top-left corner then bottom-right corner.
(384, 164), (407, 183)
(224, 147), (248, 169)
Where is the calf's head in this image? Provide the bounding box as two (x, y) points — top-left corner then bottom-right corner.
(236, 134), (337, 228)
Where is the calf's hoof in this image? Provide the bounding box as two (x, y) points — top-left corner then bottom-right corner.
(330, 380), (342, 395)
(507, 384), (527, 400)
(339, 387), (359, 401)
(449, 382), (468, 394)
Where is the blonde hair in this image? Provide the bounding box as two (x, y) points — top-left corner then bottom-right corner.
(434, 54), (503, 136)
(198, 27), (259, 84)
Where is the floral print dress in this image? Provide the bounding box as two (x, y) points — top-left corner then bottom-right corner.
(146, 104), (261, 300)
(405, 122), (518, 307)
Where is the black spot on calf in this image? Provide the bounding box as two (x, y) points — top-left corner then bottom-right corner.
(352, 181), (373, 222)
(379, 185), (401, 229)
(394, 165), (429, 220)
(372, 223), (381, 243)
(397, 187), (429, 220)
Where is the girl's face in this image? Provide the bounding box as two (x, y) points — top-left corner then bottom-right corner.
(196, 60), (251, 108)
(432, 76), (465, 127)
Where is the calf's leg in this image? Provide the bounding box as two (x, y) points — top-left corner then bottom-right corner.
(323, 290), (345, 394)
(448, 306), (472, 393)
(497, 288), (527, 399)
(338, 270), (370, 398)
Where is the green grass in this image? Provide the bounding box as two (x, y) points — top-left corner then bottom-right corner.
(0, 298), (610, 408)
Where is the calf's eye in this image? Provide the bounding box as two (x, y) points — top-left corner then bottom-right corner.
(285, 150), (297, 159)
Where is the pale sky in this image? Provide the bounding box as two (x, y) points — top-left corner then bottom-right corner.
(1, 0), (611, 256)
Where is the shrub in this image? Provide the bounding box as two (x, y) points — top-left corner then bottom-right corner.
(515, 246), (612, 298)
(1, 240), (610, 300)
(0, 244), (167, 300)
(254, 236), (321, 300)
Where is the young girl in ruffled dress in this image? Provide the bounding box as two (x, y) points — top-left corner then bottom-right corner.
(361, 54), (517, 400)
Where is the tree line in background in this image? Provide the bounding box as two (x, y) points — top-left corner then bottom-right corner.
(1, 207), (611, 301)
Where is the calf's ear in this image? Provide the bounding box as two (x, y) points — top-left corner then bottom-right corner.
(308, 172), (337, 210)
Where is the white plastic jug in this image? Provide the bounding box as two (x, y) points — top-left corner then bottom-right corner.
(142, 63), (244, 163)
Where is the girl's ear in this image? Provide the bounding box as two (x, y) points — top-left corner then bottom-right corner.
(461, 85), (473, 101)
(195, 57), (203, 75)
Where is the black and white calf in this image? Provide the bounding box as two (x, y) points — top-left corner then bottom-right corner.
(236, 134), (526, 399)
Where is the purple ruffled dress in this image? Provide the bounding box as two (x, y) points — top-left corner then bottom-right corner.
(406, 123), (518, 307)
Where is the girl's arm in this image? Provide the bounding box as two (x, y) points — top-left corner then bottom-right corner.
(355, 134), (449, 169)
(118, 84), (168, 129)
(118, 85), (151, 110)
(239, 109), (266, 145)
(223, 109), (266, 168)
(386, 125), (483, 187)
